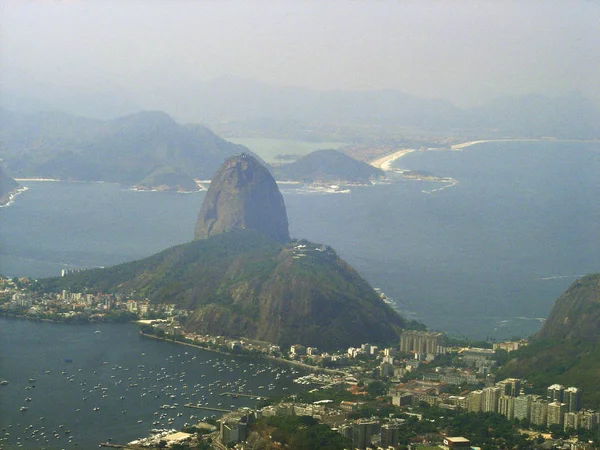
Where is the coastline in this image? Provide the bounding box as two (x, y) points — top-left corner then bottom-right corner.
(139, 332), (343, 375)
(14, 177), (60, 182)
(0, 186), (29, 208)
(369, 149), (416, 170)
(450, 138), (544, 150)
(370, 138), (600, 173)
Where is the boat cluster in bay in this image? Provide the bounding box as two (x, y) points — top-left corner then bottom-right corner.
(0, 346), (305, 449)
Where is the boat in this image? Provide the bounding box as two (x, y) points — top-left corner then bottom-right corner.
(20, 406), (28, 411)
(0, 380), (8, 385)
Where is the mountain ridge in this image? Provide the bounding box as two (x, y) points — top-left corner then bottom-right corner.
(0, 108), (247, 186)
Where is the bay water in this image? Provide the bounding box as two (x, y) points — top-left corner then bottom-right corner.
(0, 318), (305, 449)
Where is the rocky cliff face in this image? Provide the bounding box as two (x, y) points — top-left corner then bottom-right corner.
(194, 153), (289, 243)
(535, 273), (600, 342)
(497, 273), (600, 408)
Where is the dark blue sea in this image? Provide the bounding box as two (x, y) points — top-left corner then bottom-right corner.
(1, 141), (599, 339)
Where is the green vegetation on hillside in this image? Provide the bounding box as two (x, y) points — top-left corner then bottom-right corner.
(0, 109), (246, 184)
(36, 229), (406, 350)
(249, 415), (351, 450)
(273, 149), (383, 183)
(498, 273), (600, 408)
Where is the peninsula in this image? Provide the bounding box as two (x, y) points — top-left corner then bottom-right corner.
(35, 154), (408, 351)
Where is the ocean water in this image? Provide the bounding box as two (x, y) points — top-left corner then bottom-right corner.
(1, 141), (599, 339)
(0, 318), (306, 449)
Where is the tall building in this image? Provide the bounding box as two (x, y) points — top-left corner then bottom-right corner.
(563, 387), (581, 413)
(513, 395), (533, 421)
(497, 378), (521, 397)
(352, 420), (377, 449)
(482, 386), (502, 413)
(547, 402), (567, 427)
(564, 410), (599, 431)
(546, 384), (565, 402)
(380, 423), (401, 448)
(530, 398), (548, 426)
(498, 396), (515, 420)
(468, 390), (483, 413)
(579, 410), (599, 430)
(564, 412), (579, 431)
(399, 330), (444, 355)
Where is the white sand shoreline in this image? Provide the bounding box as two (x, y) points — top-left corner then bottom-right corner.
(371, 138), (600, 172)
(369, 149), (416, 170)
(14, 177), (60, 182)
(450, 138), (543, 150)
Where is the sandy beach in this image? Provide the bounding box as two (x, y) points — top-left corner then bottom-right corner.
(371, 138), (573, 171)
(450, 138), (543, 150)
(369, 148), (416, 170)
(14, 177), (60, 182)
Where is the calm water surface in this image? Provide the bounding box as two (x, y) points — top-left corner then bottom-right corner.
(0, 318), (305, 449)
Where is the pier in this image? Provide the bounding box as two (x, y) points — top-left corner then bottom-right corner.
(184, 403), (232, 413)
(219, 392), (266, 400)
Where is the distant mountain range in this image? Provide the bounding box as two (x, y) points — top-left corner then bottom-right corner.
(0, 108), (246, 186)
(498, 273), (600, 407)
(3, 77), (599, 139)
(0, 108), (389, 188)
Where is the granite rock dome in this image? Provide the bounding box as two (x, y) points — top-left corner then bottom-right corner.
(194, 153), (289, 243)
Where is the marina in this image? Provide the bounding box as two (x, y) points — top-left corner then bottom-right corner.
(0, 319), (307, 449)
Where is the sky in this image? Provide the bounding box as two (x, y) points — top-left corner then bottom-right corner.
(1, 0), (599, 110)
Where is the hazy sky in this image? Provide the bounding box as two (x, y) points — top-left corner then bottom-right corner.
(1, 0), (599, 108)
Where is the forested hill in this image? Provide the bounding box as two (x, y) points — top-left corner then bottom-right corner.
(0, 108), (246, 186)
(35, 229), (407, 351)
(273, 149), (384, 184)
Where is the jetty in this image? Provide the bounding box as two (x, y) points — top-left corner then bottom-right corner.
(184, 403), (232, 413)
(219, 392), (265, 400)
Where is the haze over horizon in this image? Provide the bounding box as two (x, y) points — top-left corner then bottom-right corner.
(1, 0), (599, 120)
